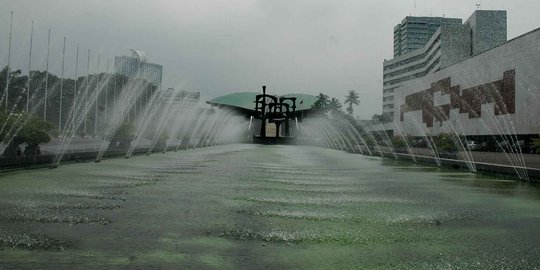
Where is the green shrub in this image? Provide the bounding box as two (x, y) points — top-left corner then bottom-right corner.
(365, 137), (375, 146)
(391, 136), (406, 148)
(435, 133), (458, 152)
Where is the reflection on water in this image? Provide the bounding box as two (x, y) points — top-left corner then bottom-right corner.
(1, 144), (539, 269)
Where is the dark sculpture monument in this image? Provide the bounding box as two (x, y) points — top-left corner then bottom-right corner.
(252, 86), (298, 144)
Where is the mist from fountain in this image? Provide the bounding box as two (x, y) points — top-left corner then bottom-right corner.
(146, 90), (184, 154)
(0, 82), (51, 156)
(372, 123), (398, 159)
(389, 123), (417, 163)
(410, 119), (441, 167)
(163, 104), (190, 152)
(51, 73), (112, 166)
(341, 120), (374, 156)
(125, 89), (164, 158)
(95, 79), (147, 162)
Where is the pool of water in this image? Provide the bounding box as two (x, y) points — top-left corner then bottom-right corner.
(1, 144), (539, 269)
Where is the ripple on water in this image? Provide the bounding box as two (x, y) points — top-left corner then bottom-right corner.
(247, 177), (357, 187)
(234, 195), (413, 206)
(252, 209), (347, 221)
(383, 208), (484, 226)
(0, 232), (73, 251)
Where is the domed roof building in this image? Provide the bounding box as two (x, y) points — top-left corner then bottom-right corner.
(206, 92), (318, 117)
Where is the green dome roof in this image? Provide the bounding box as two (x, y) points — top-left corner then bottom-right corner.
(207, 92), (317, 111)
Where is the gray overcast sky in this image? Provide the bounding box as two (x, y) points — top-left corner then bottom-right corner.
(1, 0), (539, 118)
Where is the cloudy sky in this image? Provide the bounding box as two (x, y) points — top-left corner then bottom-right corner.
(1, 0), (539, 118)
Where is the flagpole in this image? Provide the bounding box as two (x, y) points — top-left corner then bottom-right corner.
(84, 49), (90, 134)
(73, 43), (79, 131)
(5, 11), (13, 112)
(59, 37), (66, 131)
(94, 53), (100, 136)
(105, 59), (109, 120)
(44, 29), (51, 120)
(26, 20), (34, 112)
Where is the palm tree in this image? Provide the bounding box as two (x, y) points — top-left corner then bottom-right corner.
(344, 90), (360, 115)
(328, 97), (342, 113)
(313, 93), (330, 114)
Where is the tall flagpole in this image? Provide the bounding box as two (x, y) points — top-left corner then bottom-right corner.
(84, 49), (90, 134)
(26, 20), (34, 112)
(5, 11), (13, 112)
(105, 59), (109, 120)
(72, 43), (79, 131)
(95, 53), (100, 136)
(113, 59), (117, 119)
(44, 29), (50, 120)
(59, 37), (66, 131)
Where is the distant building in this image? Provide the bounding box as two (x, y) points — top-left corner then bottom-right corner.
(382, 10), (507, 120)
(163, 88), (200, 108)
(115, 50), (163, 90)
(393, 16), (462, 57)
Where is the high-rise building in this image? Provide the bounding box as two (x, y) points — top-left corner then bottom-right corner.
(382, 10), (507, 120)
(394, 16), (462, 57)
(115, 50), (163, 90)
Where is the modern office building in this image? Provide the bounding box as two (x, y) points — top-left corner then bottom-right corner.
(393, 16), (462, 57)
(115, 50), (163, 90)
(382, 10), (507, 120)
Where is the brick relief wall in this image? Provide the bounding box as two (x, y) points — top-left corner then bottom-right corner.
(400, 70), (515, 127)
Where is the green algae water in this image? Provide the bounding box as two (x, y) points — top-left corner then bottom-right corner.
(1, 144), (539, 269)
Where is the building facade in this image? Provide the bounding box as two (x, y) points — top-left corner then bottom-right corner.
(115, 50), (163, 90)
(163, 88), (200, 108)
(393, 16), (462, 57)
(393, 27), (540, 138)
(383, 10), (507, 120)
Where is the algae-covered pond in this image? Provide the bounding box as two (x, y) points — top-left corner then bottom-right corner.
(1, 144), (539, 269)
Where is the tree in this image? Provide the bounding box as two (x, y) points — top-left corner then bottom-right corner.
(372, 113), (392, 124)
(313, 93), (330, 115)
(0, 67), (28, 112)
(391, 136), (407, 149)
(0, 110), (54, 156)
(434, 133), (458, 152)
(328, 98), (342, 113)
(344, 90), (360, 115)
(371, 114), (383, 124)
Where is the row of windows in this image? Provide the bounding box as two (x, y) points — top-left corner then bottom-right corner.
(383, 96), (394, 103)
(384, 46), (440, 79)
(385, 34), (441, 71)
(383, 86), (399, 95)
(383, 57), (440, 86)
